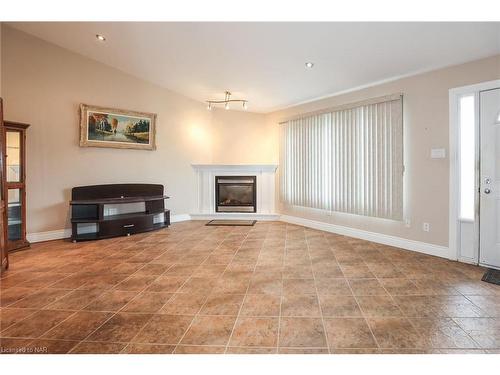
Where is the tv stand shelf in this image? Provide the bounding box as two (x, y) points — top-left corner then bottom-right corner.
(70, 195), (169, 205)
(70, 184), (170, 242)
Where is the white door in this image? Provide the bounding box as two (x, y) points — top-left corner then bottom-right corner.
(480, 88), (500, 268)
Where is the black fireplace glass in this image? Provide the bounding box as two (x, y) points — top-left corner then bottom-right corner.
(218, 185), (254, 206)
(215, 176), (256, 212)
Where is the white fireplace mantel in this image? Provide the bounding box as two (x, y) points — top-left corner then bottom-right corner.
(191, 164), (278, 173)
(191, 164), (279, 220)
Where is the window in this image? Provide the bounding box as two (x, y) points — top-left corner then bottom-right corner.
(459, 94), (475, 221)
(279, 94), (404, 220)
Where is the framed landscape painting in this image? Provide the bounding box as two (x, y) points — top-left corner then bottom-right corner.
(79, 104), (157, 150)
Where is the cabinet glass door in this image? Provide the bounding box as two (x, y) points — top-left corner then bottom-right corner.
(7, 188), (22, 241)
(4, 124), (29, 251)
(6, 130), (21, 182)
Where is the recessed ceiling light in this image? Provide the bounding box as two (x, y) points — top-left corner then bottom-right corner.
(305, 62), (314, 69)
(96, 34), (106, 42)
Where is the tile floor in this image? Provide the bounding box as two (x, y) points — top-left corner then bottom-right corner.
(1, 221), (500, 354)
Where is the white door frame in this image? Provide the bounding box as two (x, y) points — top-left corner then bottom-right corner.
(449, 79), (500, 263)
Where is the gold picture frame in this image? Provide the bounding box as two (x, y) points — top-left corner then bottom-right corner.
(79, 104), (157, 150)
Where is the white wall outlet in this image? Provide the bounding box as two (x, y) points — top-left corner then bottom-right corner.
(404, 219), (411, 228)
(431, 148), (446, 159)
(422, 222), (430, 232)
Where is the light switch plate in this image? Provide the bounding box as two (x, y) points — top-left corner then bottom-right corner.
(431, 148), (446, 159)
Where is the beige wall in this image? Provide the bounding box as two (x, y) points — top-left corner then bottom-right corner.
(267, 54), (500, 247)
(2, 26), (217, 234)
(211, 109), (278, 164)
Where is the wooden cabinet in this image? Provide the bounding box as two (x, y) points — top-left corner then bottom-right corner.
(4, 121), (30, 252)
(0, 99), (8, 272)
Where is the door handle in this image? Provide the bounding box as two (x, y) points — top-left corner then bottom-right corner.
(484, 188), (491, 194)
(123, 224), (135, 228)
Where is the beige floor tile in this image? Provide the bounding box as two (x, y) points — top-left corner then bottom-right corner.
(199, 293), (245, 316)
(181, 315), (236, 346)
(229, 317), (279, 347)
(2, 310), (73, 338)
(43, 311), (112, 341)
(160, 293), (207, 315)
(315, 278), (352, 296)
(132, 314), (193, 345)
(174, 345), (226, 353)
(70, 341), (126, 354)
(323, 318), (378, 349)
(408, 318), (478, 349)
(83, 290), (139, 312)
(240, 294), (281, 317)
(348, 278), (388, 296)
(121, 291), (173, 313)
(356, 295), (403, 317)
(281, 294), (321, 317)
(279, 317), (327, 348)
(86, 313), (152, 342)
(226, 346), (277, 354)
(319, 295), (362, 317)
(367, 317), (425, 349)
(122, 343), (175, 353)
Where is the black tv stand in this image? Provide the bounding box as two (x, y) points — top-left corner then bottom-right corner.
(70, 184), (170, 242)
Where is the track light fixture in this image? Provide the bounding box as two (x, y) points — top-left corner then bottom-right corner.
(206, 91), (248, 111)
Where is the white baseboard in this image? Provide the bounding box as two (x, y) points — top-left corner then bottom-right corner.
(170, 214), (191, 223)
(280, 214), (452, 260)
(27, 229), (72, 243)
(27, 214), (192, 243)
(190, 213), (280, 221)
(26, 212), (451, 261)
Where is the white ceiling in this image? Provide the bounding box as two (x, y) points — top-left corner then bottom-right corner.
(8, 22), (500, 112)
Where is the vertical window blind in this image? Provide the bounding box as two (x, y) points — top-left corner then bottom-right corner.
(279, 94), (404, 220)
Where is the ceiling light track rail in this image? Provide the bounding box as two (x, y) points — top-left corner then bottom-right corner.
(207, 91), (248, 110)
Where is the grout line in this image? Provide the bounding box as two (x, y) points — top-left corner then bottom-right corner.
(304, 230), (332, 354)
(223, 227), (262, 354)
(275, 228), (287, 351)
(342, 262), (381, 351)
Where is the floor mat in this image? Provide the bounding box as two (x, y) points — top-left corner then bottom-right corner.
(481, 268), (500, 286)
(206, 220), (256, 226)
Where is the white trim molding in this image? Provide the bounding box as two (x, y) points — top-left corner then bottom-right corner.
(27, 213), (192, 243)
(449, 79), (500, 263)
(170, 214), (191, 223)
(281, 214), (452, 260)
(27, 229), (72, 243)
(191, 164), (278, 173)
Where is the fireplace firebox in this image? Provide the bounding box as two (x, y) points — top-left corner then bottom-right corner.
(215, 176), (256, 212)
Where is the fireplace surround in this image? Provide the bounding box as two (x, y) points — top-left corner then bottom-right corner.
(191, 164), (278, 220)
(215, 176), (256, 212)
